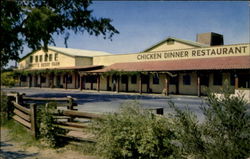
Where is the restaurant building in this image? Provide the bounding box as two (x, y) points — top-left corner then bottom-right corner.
(17, 32), (250, 96)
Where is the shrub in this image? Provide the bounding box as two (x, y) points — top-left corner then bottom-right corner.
(1, 71), (18, 87)
(92, 101), (178, 159)
(0, 92), (9, 125)
(171, 87), (250, 159)
(39, 102), (67, 147)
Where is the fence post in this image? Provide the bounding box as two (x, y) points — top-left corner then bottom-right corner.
(7, 96), (15, 120)
(67, 96), (74, 122)
(30, 103), (37, 138)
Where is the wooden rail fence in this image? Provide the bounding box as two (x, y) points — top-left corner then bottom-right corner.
(6, 92), (164, 142)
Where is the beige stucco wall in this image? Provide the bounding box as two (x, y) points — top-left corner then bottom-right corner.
(18, 49), (93, 70)
(75, 57), (92, 66)
(148, 41), (197, 52)
(93, 44), (250, 66)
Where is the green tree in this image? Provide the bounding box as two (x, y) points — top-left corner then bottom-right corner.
(1, 71), (18, 87)
(0, 0), (119, 68)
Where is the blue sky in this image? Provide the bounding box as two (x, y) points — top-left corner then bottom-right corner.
(10, 1), (250, 66)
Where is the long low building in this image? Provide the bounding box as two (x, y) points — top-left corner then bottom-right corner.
(17, 32), (250, 96)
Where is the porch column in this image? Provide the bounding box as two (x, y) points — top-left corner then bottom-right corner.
(74, 72), (78, 89)
(235, 74), (239, 89)
(176, 73), (179, 94)
(79, 75), (83, 90)
(197, 73), (201, 97)
(39, 73), (42, 88)
(147, 73), (150, 93)
(50, 73), (54, 88)
(28, 74), (32, 88)
(116, 76), (120, 93)
(97, 74), (101, 92)
(65, 74), (68, 90)
(164, 74), (170, 96)
(138, 74), (142, 94)
(107, 76), (110, 91)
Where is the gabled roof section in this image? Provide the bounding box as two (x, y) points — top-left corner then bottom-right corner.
(48, 46), (111, 57)
(142, 37), (208, 52)
(19, 46), (112, 62)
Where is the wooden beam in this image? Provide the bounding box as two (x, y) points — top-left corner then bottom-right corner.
(59, 110), (102, 119)
(116, 76), (120, 93)
(14, 109), (30, 121)
(12, 101), (30, 115)
(97, 75), (100, 92)
(197, 74), (201, 97)
(54, 121), (89, 129)
(23, 97), (75, 101)
(30, 103), (37, 138)
(138, 74), (142, 94)
(164, 74), (170, 96)
(235, 74), (239, 89)
(13, 115), (31, 129)
(175, 73), (179, 94)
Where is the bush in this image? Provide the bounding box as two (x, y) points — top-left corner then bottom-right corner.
(1, 71), (18, 87)
(171, 88), (250, 159)
(0, 92), (9, 125)
(39, 102), (67, 147)
(92, 101), (178, 159)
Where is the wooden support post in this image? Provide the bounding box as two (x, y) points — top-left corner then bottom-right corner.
(175, 73), (179, 94)
(80, 75), (83, 90)
(65, 74), (68, 90)
(39, 73), (42, 88)
(28, 75), (31, 88)
(164, 74), (169, 96)
(97, 75), (100, 92)
(235, 74), (239, 89)
(139, 74), (142, 94)
(107, 76), (110, 91)
(67, 96), (74, 122)
(116, 76), (120, 93)
(197, 73), (201, 97)
(147, 73), (150, 93)
(30, 103), (37, 138)
(74, 72), (77, 89)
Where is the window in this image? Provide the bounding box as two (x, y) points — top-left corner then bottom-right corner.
(213, 73), (222, 86)
(39, 55), (43, 62)
(170, 76), (178, 85)
(121, 75), (128, 84)
(85, 75), (97, 83)
(131, 75), (137, 84)
(153, 74), (159, 84)
(183, 75), (191, 85)
(35, 56), (38, 62)
(141, 75), (149, 84)
(200, 75), (209, 86)
(30, 56), (33, 63)
(49, 54), (53, 61)
(54, 53), (58, 61)
(20, 75), (27, 82)
(44, 54), (48, 62)
(41, 76), (46, 83)
(230, 73), (235, 86)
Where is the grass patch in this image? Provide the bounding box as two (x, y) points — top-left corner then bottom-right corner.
(2, 120), (41, 148)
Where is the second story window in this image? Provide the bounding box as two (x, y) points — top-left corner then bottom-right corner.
(54, 53), (58, 61)
(45, 54), (48, 62)
(49, 54), (53, 61)
(35, 56), (38, 62)
(39, 55), (43, 62)
(30, 56), (33, 63)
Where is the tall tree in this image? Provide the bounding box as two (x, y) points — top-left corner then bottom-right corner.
(0, 0), (119, 68)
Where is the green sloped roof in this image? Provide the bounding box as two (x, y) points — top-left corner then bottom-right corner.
(142, 37), (208, 52)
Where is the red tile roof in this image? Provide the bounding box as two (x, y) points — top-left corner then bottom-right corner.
(89, 56), (250, 72)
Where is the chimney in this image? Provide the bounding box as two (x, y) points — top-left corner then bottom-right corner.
(196, 32), (224, 46)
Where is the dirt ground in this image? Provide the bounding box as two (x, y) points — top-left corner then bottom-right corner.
(0, 127), (100, 159)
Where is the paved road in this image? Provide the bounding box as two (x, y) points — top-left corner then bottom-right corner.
(2, 87), (208, 121)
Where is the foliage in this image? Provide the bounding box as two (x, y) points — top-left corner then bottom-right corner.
(102, 69), (144, 77)
(0, 92), (9, 125)
(39, 102), (67, 148)
(1, 71), (18, 87)
(170, 87), (250, 159)
(14, 69), (73, 76)
(0, 0), (119, 67)
(92, 101), (178, 159)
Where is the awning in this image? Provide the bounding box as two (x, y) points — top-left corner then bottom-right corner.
(88, 56), (250, 73)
